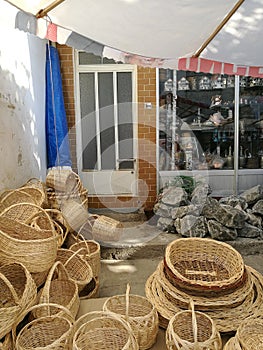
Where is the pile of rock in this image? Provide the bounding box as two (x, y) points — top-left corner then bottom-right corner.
(154, 180), (263, 241)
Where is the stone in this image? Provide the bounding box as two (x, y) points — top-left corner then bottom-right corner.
(153, 202), (172, 218)
(171, 204), (200, 219)
(191, 184), (211, 206)
(219, 195), (248, 210)
(207, 219), (238, 241)
(177, 215), (208, 237)
(240, 185), (263, 205)
(252, 199), (263, 216)
(157, 217), (176, 233)
(201, 197), (220, 218)
(161, 186), (189, 207)
(246, 209), (262, 228)
(218, 205), (247, 228)
(238, 223), (263, 238)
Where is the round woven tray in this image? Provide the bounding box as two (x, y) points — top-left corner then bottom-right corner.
(164, 238), (245, 294)
(74, 311), (139, 350)
(165, 300), (222, 350)
(103, 284), (159, 350)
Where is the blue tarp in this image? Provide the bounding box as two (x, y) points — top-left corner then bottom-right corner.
(45, 43), (72, 168)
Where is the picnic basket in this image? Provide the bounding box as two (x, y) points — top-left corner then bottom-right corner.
(165, 300), (222, 350)
(73, 311), (139, 350)
(164, 237), (245, 294)
(103, 284), (159, 349)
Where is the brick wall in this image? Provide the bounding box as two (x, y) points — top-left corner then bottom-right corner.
(57, 46), (157, 211)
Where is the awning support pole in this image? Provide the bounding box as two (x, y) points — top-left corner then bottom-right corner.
(192, 0), (244, 58)
(36, 0), (65, 19)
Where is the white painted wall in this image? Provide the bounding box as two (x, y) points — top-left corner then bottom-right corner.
(0, 2), (47, 191)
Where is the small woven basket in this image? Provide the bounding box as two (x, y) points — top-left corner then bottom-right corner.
(35, 261), (80, 320)
(55, 248), (93, 292)
(74, 311), (139, 350)
(45, 168), (79, 193)
(0, 262), (37, 339)
(15, 303), (74, 350)
(165, 300), (222, 350)
(61, 199), (89, 231)
(0, 216), (58, 273)
(103, 284), (159, 350)
(164, 237), (245, 294)
(69, 238), (101, 277)
(87, 214), (123, 242)
(236, 317), (263, 350)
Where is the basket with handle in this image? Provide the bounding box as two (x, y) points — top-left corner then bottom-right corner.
(45, 168), (79, 193)
(87, 214), (123, 242)
(60, 199), (89, 231)
(164, 237), (245, 294)
(35, 261), (80, 320)
(69, 236), (101, 277)
(15, 302), (75, 350)
(165, 299), (222, 350)
(55, 248), (93, 292)
(74, 310), (139, 350)
(18, 185), (46, 207)
(0, 189), (37, 209)
(0, 216), (58, 273)
(0, 262), (37, 339)
(103, 283), (159, 350)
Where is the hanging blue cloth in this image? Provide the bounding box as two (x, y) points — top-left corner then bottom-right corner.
(45, 43), (72, 168)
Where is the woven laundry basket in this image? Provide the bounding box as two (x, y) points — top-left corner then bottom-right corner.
(35, 261), (80, 320)
(0, 262), (37, 339)
(15, 303), (74, 350)
(70, 238), (101, 277)
(55, 248), (93, 292)
(0, 216), (58, 273)
(103, 284), (159, 350)
(87, 214), (123, 242)
(74, 311), (139, 350)
(165, 300), (222, 350)
(60, 199), (89, 231)
(236, 317), (263, 350)
(164, 237), (245, 294)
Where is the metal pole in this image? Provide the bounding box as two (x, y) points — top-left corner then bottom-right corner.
(171, 70), (177, 170)
(234, 75), (240, 195)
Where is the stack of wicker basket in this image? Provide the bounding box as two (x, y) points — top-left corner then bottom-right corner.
(145, 237), (263, 333)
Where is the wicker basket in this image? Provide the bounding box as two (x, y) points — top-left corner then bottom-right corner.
(35, 261), (80, 320)
(61, 199), (89, 231)
(166, 300), (222, 350)
(46, 168), (79, 193)
(79, 277), (100, 300)
(0, 216), (58, 273)
(69, 238), (101, 277)
(19, 186), (46, 207)
(236, 317), (263, 350)
(223, 337), (242, 350)
(15, 303), (74, 350)
(74, 311), (139, 350)
(0, 332), (13, 350)
(103, 284), (159, 350)
(87, 214), (123, 242)
(46, 188), (88, 210)
(0, 262), (37, 339)
(164, 238), (245, 294)
(0, 189), (37, 209)
(55, 248), (93, 292)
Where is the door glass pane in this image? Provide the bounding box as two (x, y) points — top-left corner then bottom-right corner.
(79, 73), (97, 170)
(98, 72), (115, 170)
(117, 72), (134, 169)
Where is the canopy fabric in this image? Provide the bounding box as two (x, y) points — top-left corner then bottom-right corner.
(4, 0), (263, 76)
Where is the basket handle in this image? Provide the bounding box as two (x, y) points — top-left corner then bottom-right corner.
(189, 299), (199, 346)
(74, 233), (91, 254)
(64, 247), (87, 267)
(125, 283), (131, 322)
(0, 271), (20, 305)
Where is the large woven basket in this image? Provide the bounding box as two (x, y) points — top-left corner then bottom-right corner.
(74, 311), (139, 350)
(0, 216), (58, 273)
(69, 238), (101, 277)
(165, 300), (222, 350)
(55, 248), (93, 292)
(19, 185), (46, 207)
(15, 303), (74, 350)
(0, 189), (37, 209)
(236, 317), (263, 350)
(0, 262), (37, 339)
(35, 261), (80, 320)
(87, 214), (123, 242)
(103, 284), (159, 350)
(164, 238), (245, 294)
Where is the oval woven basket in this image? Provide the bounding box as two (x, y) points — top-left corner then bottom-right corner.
(165, 300), (222, 350)
(45, 168), (79, 193)
(87, 214), (123, 242)
(0, 262), (37, 339)
(0, 216), (58, 273)
(61, 199), (89, 231)
(103, 284), (159, 350)
(55, 248), (93, 292)
(69, 238), (101, 277)
(19, 186), (46, 207)
(15, 303), (74, 350)
(0, 189), (37, 209)
(35, 261), (80, 320)
(236, 317), (263, 350)
(74, 311), (139, 350)
(164, 238), (245, 294)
